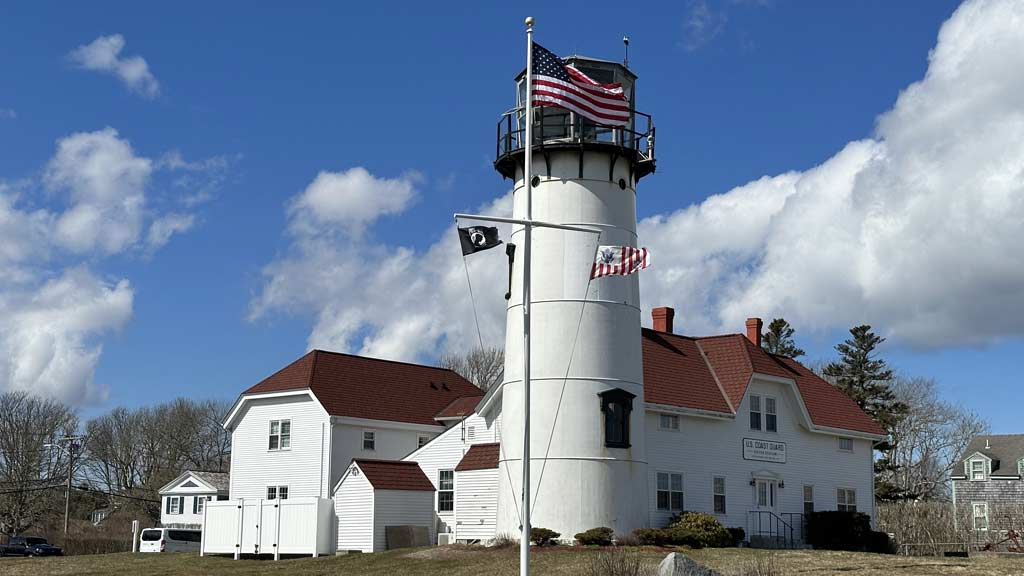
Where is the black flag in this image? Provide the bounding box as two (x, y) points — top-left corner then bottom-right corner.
(458, 226), (502, 255)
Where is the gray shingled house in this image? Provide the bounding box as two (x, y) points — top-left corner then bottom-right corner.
(950, 434), (1024, 535)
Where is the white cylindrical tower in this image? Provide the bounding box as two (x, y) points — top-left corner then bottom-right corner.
(494, 54), (656, 540)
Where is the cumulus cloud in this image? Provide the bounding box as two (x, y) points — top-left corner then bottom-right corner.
(251, 0), (1024, 359)
(69, 34), (159, 98)
(287, 167), (420, 237)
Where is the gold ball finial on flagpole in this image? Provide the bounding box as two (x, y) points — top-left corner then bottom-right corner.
(525, 16), (534, 28)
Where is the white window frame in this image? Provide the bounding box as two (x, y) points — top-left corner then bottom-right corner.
(266, 485), (289, 500)
(193, 496), (209, 515)
(972, 501), (989, 531)
(970, 458), (987, 481)
(838, 437), (854, 453)
(167, 496), (183, 515)
(837, 488), (857, 512)
(437, 470), (454, 512)
(417, 434), (431, 449)
(268, 419), (291, 451)
(803, 485), (814, 514)
(749, 394), (762, 431)
(713, 476), (726, 514)
(764, 396), (778, 433)
(656, 472), (684, 512)
(659, 413), (680, 431)
(362, 429), (376, 451)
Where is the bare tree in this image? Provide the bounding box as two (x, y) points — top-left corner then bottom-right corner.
(0, 391), (78, 534)
(877, 376), (988, 500)
(439, 347), (504, 392)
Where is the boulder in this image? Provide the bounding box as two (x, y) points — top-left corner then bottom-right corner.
(658, 552), (723, 576)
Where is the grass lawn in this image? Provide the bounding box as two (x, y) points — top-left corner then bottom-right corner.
(1, 546), (1022, 576)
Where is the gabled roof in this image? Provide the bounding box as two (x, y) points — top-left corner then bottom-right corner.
(455, 443), (500, 472)
(957, 435), (1024, 474)
(241, 350), (484, 427)
(642, 329), (885, 437)
(351, 459), (435, 491)
(158, 470), (230, 495)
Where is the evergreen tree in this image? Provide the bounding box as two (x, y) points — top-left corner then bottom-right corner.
(761, 318), (805, 358)
(822, 325), (906, 430)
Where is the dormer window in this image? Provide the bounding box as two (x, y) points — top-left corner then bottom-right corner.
(599, 389), (635, 449)
(970, 459), (987, 481)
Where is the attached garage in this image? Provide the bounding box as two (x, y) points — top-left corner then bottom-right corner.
(334, 459), (435, 553)
(454, 442), (499, 543)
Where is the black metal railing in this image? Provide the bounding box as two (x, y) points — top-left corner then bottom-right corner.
(495, 106), (655, 164)
(781, 512), (805, 543)
(747, 510), (798, 549)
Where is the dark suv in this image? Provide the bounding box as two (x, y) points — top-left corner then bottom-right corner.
(0, 536), (64, 557)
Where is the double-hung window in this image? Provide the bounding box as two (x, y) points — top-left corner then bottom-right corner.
(659, 414), (680, 431)
(269, 419), (291, 451)
(166, 496), (183, 515)
(970, 459), (986, 481)
(363, 430), (376, 451)
(656, 472), (683, 511)
(837, 488), (857, 512)
(765, 397), (777, 432)
(266, 485), (289, 500)
(749, 395), (762, 431)
(803, 485), (814, 514)
(838, 437), (854, 452)
(973, 502), (989, 531)
(193, 496), (208, 515)
(713, 477), (726, 514)
(437, 470), (454, 512)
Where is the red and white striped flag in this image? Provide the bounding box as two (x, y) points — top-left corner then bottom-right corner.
(531, 42), (630, 128)
(591, 246), (651, 279)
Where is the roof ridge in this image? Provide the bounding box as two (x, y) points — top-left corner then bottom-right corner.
(694, 340), (735, 414)
(354, 458), (421, 465)
(310, 348), (469, 378)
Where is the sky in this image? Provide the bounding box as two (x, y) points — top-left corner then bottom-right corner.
(2, 0), (1022, 432)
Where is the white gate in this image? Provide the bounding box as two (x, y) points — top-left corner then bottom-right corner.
(200, 497), (334, 559)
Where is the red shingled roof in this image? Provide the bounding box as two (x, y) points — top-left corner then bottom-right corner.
(435, 396), (482, 420)
(243, 350), (483, 426)
(455, 443), (500, 472)
(642, 329), (884, 436)
(352, 459), (435, 491)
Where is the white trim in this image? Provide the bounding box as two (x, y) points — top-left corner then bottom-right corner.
(658, 413), (681, 431)
(655, 470), (684, 512)
(158, 470), (222, 495)
(837, 437), (854, 453)
(712, 475), (727, 515)
(972, 501), (989, 531)
(330, 415), (444, 433)
(362, 429), (377, 451)
(223, 389), (329, 430)
(644, 402), (735, 421)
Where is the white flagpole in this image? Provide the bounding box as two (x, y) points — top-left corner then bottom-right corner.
(520, 15), (534, 576)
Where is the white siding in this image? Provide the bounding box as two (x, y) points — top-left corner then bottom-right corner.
(403, 413), (496, 534)
(336, 468), (375, 553)
(373, 489), (436, 552)
(454, 468), (498, 542)
(229, 394), (331, 500)
(645, 376), (875, 533)
(329, 421), (438, 492)
(160, 492), (215, 528)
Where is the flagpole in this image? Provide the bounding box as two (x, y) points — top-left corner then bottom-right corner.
(520, 15), (534, 576)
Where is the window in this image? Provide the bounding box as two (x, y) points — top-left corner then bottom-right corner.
(749, 395), (762, 431)
(765, 397), (777, 433)
(659, 414), (680, 431)
(838, 437), (854, 452)
(363, 429), (376, 451)
(970, 459), (987, 481)
(599, 389), (635, 448)
(438, 470), (454, 512)
(266, 485), (288, 500)
(837, 488), (857, 512)
(803, 485), (814, 514)
(973, 502), (989, 531)
(266, 486), (276, 500)
(417, 434), (431, 449)
(166, 496), (183, 515)
(269, 419), (291, 451)
(713, 477), (726, 514)
(656, 472), (684, 511)
(193, 496), (208, 515)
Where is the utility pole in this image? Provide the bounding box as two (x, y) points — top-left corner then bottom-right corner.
(44, 436), (83, 536)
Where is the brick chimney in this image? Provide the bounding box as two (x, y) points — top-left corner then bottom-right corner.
(652, 307), (675, 334)
(745, 317), (763, 347)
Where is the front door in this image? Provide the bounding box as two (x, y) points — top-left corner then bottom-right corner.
(755, 479), (777, 511)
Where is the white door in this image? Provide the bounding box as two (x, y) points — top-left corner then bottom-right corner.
(755, 479), (777, 511)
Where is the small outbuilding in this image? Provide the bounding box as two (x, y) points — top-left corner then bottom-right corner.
(453, 442), (500, 543)
(159, 470), (229, 529)
(334, 459), (435, 553)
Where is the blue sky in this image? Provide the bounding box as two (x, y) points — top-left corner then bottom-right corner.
(3, 0), (1022, 432)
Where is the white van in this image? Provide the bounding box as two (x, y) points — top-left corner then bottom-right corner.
(139, 528), (202, 553)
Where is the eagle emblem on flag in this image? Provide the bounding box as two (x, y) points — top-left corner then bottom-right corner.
(591, 245), (651, 279)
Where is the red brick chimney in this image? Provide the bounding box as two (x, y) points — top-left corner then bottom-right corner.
(746, 317), (763, 347)
(652, 307), (675, 334)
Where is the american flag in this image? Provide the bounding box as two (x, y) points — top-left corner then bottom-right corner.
(531, 42), (630, 128)
(591, 246), (651, 279)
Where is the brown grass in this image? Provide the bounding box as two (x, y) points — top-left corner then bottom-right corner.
(1, 546), (1022, 576)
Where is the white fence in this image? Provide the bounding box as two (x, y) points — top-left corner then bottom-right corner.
(201, 497), (334, 559)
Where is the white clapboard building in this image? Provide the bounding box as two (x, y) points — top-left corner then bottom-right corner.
(159, 470), (229, 529)
(203, 51), (885, 558)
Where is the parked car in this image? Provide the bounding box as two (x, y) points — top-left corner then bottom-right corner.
(138, 528), (202, 553)
(0, 536), (64, 557)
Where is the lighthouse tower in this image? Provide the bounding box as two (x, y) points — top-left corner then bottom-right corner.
(494, 52), (656, 539)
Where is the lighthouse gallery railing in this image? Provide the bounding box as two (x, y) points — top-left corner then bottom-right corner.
(496, 106), (656, 165)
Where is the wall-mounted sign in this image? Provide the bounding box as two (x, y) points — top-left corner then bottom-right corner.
(743, 438), (786, 463)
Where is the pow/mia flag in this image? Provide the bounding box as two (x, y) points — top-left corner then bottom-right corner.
(458, 226), (502, 255)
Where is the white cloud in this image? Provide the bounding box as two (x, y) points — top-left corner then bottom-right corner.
(251, 0), (1024, 360)
(0, 267), (133, 404)
(287, 167), (420, 237)
(69, 34), (159, 98)
(146, 213), (195, 251)
(0, 109), (15, 120)
(683, 0), (728, 51)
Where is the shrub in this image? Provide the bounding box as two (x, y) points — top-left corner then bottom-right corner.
(530, 527), (560, 546)
(735, 554), (782, 576)
(576, 527), (615, 546)
(490, 533), (518, 548)
(806, 511), (874, 551)
(631, 528), (671, 546)
(665, 525), (702, 548)
(667, 512), (732, 548)
(866, 530), (894, 554)
(583, 546), (655, 576)
(727, 527), (746, 547)
(616, 531), (641, 547)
